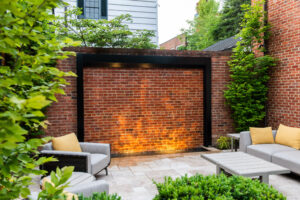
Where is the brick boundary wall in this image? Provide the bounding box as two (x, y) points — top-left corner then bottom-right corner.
(255, 0), (300, 129)
(45, 48), (235, 155)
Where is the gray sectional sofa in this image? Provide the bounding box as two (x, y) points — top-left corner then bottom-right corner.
(240, 130), (300, 175)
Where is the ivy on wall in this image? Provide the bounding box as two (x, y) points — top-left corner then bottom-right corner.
(224, 0), (277, 132)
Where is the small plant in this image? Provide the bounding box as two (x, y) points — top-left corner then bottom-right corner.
(38, 167), (74, 200)
(154, 174), (286, 199)
(78, 192), (121, 200)
(216, 136), (231, 150)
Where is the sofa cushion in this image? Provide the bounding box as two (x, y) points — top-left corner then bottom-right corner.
(52, 133), (82, 152)
(247, 144), (297, 161)
(275, 124), (300, 149)
(272, 151), (300, 175)
(250, 127), (274, 145)
(90, 154), (109, 175)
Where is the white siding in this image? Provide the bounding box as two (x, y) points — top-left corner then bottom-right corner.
(55, 0), (158, 46)
(108, 0), (158, 45)
(55, 0), (77, 17)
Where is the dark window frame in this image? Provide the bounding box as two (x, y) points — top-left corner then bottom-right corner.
(77, 0), (108, 19)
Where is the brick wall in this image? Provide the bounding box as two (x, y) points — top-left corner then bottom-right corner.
(264, 0), (300, 128)
(211, 55), (235, 143)
(84, 67), (203, 154)
(46, 48), (234, 155)
(45, 57), (78, 137)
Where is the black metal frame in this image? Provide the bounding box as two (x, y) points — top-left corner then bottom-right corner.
(40, 153), (89, 175)
(76, 53), (212, 146)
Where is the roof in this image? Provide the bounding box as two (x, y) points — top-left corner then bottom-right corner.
(203, 36), (240, 51)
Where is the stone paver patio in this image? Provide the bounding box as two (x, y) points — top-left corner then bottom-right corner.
(95, 151), (300, 200)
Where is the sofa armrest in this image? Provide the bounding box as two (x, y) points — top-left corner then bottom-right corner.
(80, 143), (110, 157)
(66, 180), (109, 197)
(239, 131), (252, 152)
(40, 150), (91, 174)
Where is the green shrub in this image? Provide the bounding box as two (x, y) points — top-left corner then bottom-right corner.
(78, 192), (121, 200)
(154, 174), (286, 200)
(216, 136), (231, 150)
(224, 0), (277, 132)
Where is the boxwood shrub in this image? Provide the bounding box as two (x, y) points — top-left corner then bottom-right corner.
(153, 174), (286, 200)
(78, 192), (121, 200)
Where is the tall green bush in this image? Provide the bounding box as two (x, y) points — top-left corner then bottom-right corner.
(224, 0), (276, 132)
(181, 0), (220, 50)
(56, 8), (156, 49)
(0, 0), (78, 199)
(154, 174), (285, 199)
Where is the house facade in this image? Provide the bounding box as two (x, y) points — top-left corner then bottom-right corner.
(54, 0), (159, 45)
(160, 34), (186, 50)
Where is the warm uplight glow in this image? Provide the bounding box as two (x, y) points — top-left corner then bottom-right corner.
(84, 67), (204, 155)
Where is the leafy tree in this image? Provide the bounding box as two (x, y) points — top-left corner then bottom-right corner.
(56, 8), (157, 49)
(181, 0), (220, 50)
(0, 0), (78, 199)
(212, 0), (251, 41)
(224, 0), (277, 132)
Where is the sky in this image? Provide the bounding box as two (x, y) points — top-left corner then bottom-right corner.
(158, 0), (223, 44)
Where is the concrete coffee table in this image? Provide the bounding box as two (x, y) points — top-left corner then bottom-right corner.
(202, 152), (290, 184)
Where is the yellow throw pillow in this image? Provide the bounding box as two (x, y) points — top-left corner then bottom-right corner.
(275, 124), (300, 149)
(250, 127), (274, 145)
(52, 133), (82, 152)
(64, 192), (79, 200)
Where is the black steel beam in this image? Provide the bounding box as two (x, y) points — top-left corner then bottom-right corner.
(76, 53), (212, 146)
(76, 54), (84, 142)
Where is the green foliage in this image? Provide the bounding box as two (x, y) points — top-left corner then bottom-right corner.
(212, 0), (251, 41)
(38, 167), (74, 200)
(224, 0), (277, 132)
(0, 0), (77, 199)
(154, 174), (286, 199)
(216, 136), (231, 150)
(56, 7), (156, 49)
(78, 192), (121, 200)
(181, 0), (220, 50)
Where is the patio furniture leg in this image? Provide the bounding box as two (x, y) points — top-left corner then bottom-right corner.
(105, 167), (108, 176)
(231, 138), (234, 152)
(216, 166), (221, 174)
(259, 175), (269, 184)
(234, 140), (238, 152)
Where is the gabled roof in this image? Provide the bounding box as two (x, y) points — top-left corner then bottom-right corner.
(203, 36), (240, 51)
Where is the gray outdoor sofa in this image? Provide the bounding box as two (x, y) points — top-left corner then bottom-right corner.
(40, 142), (111, 175)
(240, 130), (300, 175)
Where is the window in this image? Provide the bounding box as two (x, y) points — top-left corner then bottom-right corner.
(78, 0), (107, 19)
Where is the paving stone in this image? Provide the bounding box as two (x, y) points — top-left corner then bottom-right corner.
(31, 152), (300, 200)
(102, 152), (300, 200)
